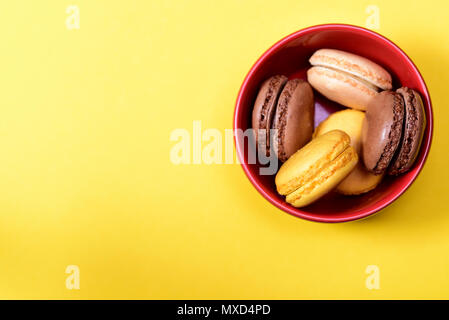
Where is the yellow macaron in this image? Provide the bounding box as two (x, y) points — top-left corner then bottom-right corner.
(275, 130), (358, 208)
(313, 109), (384, 195)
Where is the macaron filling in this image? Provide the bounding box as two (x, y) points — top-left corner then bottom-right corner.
(389, 88), (426, 175)
(260, 76), (287, 153)
(253, 75), (287, 156)
(371, 92), (404, 175)
(312, 64), (380, 92)
(273, 79), (300, 161)
(393, 94), (417, 168)
(259, 76), (286, 123)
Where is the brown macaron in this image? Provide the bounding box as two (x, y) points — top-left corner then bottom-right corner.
(388, 87), (426, 175)
(251, 75), (288, 156)
(362, 91), (405, 175)
(272, 79), (314, 162)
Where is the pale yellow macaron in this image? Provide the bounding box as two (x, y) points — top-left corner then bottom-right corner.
(313, 109), (384, 195)
(275, 130), (358, 208)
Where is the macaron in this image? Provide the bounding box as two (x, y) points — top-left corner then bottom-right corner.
(272, 79), (314, 162)
(251, 76), (314, 162)
(313, 110), (383, 195)
(251, 75), (288, 156)
(388, 87), (426, 175)
(362, 91), (405, 175)
(307, 49), (392, 111)
(275, 130), (358, 207)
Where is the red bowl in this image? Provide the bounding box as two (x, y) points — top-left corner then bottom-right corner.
(233, 24), (433, 223)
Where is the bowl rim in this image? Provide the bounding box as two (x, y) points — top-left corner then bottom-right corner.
(233, 23), (434, 223)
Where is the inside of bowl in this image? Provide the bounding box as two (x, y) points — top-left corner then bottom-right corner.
(236, 26), (431, 221)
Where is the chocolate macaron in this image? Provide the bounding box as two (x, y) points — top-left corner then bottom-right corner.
(252, 76), (314, 162)
(252, 75), (288, 156)
(272, 79), (314, 162)
(362, 91), (405, 175)
(388, 87), (426, 175)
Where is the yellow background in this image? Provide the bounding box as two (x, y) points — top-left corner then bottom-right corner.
(0, 0), (448, 299)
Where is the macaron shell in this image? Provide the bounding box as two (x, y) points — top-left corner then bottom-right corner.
(251, 75), (287, 156)
(336, 161), (384, 195)
(362, 91), (404, 175)
(275, 130), (350, 195)
(286, 146), (358, 207)
(309, 48), (392, 90)
(313, 109), (383, 195)
(388, 87), (426, 175)
(307, 66), (377, 111)
(314, 109), (365, 152)
(272, 79), (314, 162)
